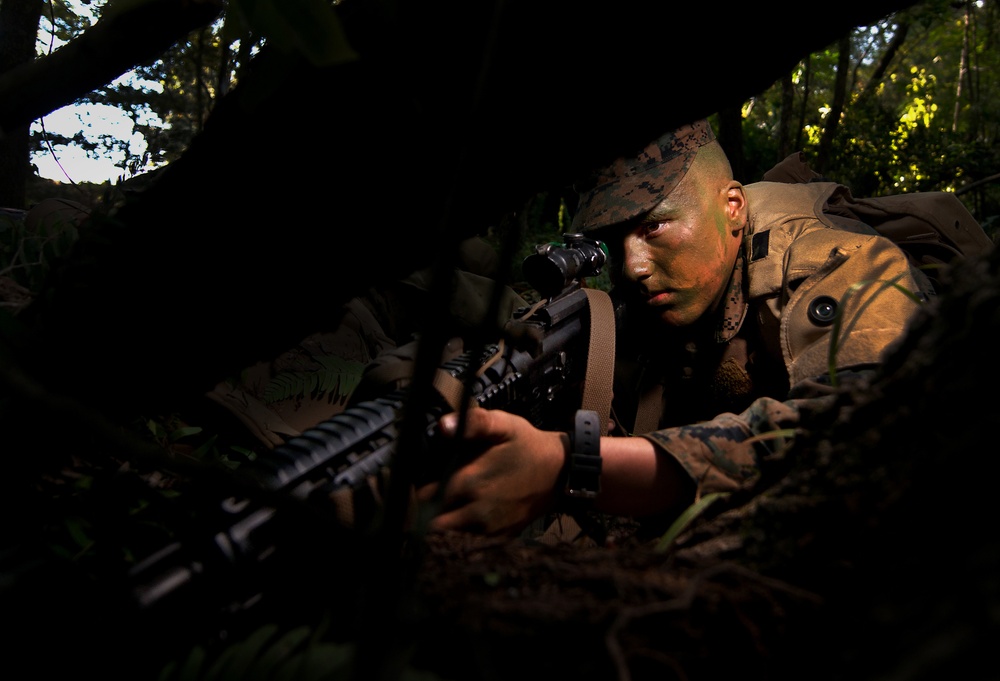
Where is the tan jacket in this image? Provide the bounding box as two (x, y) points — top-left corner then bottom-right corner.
(635, 179), (972, 503)
(744, 180), (929, 386)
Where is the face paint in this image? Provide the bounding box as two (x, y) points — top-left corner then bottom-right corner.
(620, 167), (742, 327)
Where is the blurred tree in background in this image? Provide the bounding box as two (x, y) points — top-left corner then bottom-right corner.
(737, 0), (999, 231)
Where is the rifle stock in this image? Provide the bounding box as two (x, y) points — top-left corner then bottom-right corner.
(127, 233), (609, 614)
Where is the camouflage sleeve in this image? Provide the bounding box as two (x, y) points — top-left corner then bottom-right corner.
(640, 393), (836, 494)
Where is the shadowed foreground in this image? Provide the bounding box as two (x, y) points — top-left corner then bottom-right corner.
(1, 242), (996, 681)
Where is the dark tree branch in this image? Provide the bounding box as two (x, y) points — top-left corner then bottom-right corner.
(0, 0), (44, 207)
(0, 0), (224, 136)
(855, 20), (911, 109)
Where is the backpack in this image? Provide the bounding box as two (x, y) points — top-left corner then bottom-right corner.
(763, 152), (994, 290)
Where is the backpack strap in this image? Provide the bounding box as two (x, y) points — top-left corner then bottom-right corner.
(632, 380), (662, 435)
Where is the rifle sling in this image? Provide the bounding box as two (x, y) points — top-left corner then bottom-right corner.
(432, 369), (468, 412)
(581, 288), (615, 436)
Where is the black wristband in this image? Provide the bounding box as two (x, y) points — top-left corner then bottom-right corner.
(563, 409), (602, 500)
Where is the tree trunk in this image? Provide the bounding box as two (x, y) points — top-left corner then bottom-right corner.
(855, 21), (909, 110)
(716, 105), (746, 183)
(778, 72), (794, 160)
(795, 54), (811, 152)
(0, 0), (43, 209)
(953, 2), (970, 132)
(816, 35), (851, 174)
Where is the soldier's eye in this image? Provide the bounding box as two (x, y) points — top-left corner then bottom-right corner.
(640, 221), (667, 237)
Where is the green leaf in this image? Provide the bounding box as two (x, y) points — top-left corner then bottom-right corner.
(64, 516), (94, 552)
(264, 355), (366, 404)
(192, 434), (220, 460)
(264, 373), (307, 403)
(274, 641), (355, 681)
(201, 624), (279, 681)
(220, 624), (281, 680)
(169, 425), (204, 442)
(158, 645), (208, 681)
(745, 428), (797, 445)
(146, 418), (168, 440)
(653, 492), (728, 554)
(247, 626), (313, 681)
(230, 445), (257, 461)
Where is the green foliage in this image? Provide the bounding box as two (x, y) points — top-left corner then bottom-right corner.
(31, 0), (358, 180)
(140, 412), (245, 483)
(263, 354), (366, 405)
(654, 492), (728, 554)
(37, 0), (104, 51)
(740, 0), (1000, 223)
(33, 2), (241, 179)
(485, 190), (612, 296)
(0, 207), (80, 291)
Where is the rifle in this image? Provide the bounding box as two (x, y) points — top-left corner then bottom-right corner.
(126, 232), (613, 620)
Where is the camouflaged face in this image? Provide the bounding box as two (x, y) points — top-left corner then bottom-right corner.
(571, 119), (716, 233)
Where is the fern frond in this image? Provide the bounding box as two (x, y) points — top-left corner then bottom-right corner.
(263, 372), (311, 404)
(264, 356), (366, 405)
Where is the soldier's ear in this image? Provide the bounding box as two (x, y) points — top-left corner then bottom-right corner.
(725, 182), (747, 232)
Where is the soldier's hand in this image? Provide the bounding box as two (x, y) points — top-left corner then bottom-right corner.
(416, 408), (566, 536)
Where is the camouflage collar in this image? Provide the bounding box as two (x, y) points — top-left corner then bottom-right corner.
(714, 250), (748, 344)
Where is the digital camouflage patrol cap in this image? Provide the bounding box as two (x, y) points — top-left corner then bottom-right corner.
(571, 119), (716, 233)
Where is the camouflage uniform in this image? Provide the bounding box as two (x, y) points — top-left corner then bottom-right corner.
(573, 119), (970, 499)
